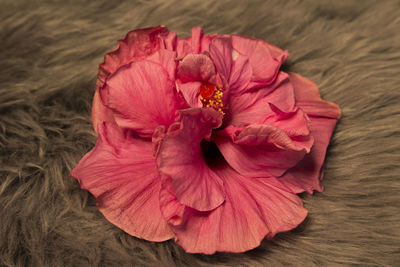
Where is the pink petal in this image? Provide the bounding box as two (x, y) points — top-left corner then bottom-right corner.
(256, 72), (296, 112)
(190, 27), (203, 54)
(279, 117), (338, 194)
(231, 35), (288, 89)
(159, 30), (177, 51)
(159, 166), (307, 254)
(176, 27), (218, 58)
(151, 125), (168, 158)
(157, 108), (225, 212)
(145, 49), (177, 81)
(229, 52), (252, 94)
(216, 102), (312, 177)
(101, 60), (179, 138)
(159, 175), (186, 227)
(93, 27), (172, 136)
(176, 81), (203, 108)
(91, 88), (120, 136)
(209, 37), (252, 94)
(278, 73), (341, 194)
(226, 71), (295, 127)
(266, 41), (289, 59)
(176, 36), (192, 59)
(97, 26), (169, 91)
(209, 37), (233, 84)
(176, 27), (203, 58)
(262, 103), (314, 152)
(201, 33), (218, 53)
(70, 123), (173, 242)
(177, 53), (216, 83)
(290, 72), (341, 119)
(215, 124), (308, 177)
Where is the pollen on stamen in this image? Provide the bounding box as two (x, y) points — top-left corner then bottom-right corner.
(200, 83), (225, 115)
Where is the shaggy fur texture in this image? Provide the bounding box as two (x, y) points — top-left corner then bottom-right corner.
(1, 0), (399, 266)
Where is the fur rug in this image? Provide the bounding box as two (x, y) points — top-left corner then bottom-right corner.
(1, 0), (399, 266)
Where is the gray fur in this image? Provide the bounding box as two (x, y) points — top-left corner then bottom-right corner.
(0, 0), (399, 266)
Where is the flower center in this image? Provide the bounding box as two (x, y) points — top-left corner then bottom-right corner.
(200, 83), (224, 115)
(200, 139), (226, 170)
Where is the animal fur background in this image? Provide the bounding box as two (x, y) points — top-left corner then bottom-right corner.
(1, 0), (399, 266)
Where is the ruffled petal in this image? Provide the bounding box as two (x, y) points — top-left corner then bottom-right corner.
(97, 26), (169, 91)
(91, 88), (119, 136)
(177, 53), (216, 83)
(290, 72), (341, 119)
(215, 125), (308, 178)
(93, 26), (172, 136)
(226, 71), (295, 127)
(70, 123), (173, 242)
(159, 166), (307, 254)
(101, 60), (179, 138)
(231, 35), (288, 89)
(262, 103), (314, 152)
(157, 108), (225, 212)
(215, 102), (312, 177)
(279, 117), (338, 194)
(278, 73), (341, 194)
(159, 175), (186, 227)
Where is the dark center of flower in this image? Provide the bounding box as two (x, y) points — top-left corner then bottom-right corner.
(200, 83), (225, 115)
(200, 139), (226, 170)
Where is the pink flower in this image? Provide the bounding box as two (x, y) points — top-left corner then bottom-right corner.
(71, 26), (341, 254)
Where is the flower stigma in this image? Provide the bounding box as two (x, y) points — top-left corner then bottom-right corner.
(199, 83), (224, 115)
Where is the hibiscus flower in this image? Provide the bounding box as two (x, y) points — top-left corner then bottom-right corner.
(71, 26), (341, 254)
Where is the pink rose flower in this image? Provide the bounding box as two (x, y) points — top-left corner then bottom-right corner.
(71, 26), (341, 254)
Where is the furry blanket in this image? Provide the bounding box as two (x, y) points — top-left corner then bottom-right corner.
(1, 0), (399, 266)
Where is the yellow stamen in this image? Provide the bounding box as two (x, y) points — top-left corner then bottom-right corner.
(199, 85), (225, 115)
